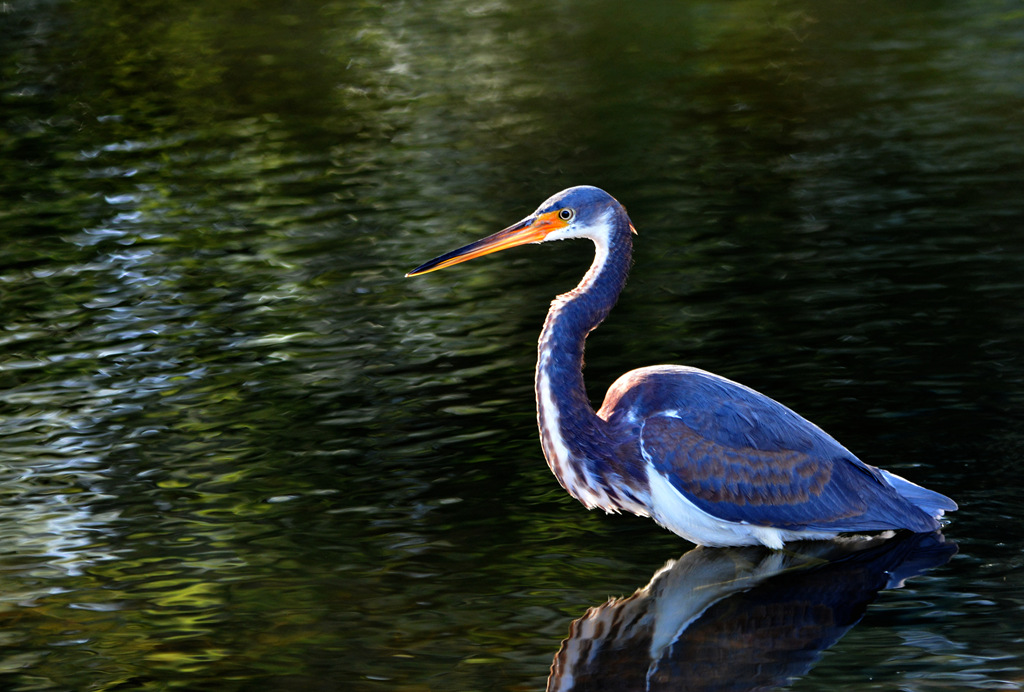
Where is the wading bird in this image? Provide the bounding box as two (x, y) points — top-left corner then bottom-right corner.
(406, 186), (956, 548)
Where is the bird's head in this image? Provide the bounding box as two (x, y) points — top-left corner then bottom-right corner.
(406, 186), (632, 277)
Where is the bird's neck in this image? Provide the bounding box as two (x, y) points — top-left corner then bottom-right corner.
(535, 215), (632, 469)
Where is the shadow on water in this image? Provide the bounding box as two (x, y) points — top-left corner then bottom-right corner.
(549, 531), (957, 692)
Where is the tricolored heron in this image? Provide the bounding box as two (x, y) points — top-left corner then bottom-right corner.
(406, 186), (956, 548)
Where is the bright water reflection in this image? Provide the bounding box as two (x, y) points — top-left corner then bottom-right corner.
(1, 0), (1023, 689)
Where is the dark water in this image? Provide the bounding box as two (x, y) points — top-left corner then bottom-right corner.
(2, 0), (1023, 689)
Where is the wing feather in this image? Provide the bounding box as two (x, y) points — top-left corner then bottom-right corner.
(602, 366), (941, 532)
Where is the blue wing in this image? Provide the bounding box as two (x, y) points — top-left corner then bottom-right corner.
(599, 365), (954, 533)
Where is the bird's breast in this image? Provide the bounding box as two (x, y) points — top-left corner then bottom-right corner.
(536, 365), (650, 517)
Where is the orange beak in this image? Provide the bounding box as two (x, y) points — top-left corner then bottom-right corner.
(405, 210), (568, 277)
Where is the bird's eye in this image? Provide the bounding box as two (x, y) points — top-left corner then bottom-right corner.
(558, 209), (575, 221)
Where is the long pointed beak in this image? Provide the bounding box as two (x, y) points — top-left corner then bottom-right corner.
(405, 211), (567, 277)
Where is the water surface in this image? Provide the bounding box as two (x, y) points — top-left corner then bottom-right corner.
(2, 0), (1023, 689)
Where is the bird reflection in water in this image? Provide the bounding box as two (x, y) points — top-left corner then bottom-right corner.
(548, 531), (956, 692)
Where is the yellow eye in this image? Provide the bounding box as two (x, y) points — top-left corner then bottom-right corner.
(558, 208), (574, 221)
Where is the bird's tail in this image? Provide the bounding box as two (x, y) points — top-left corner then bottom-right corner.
(879, 469), (958, 518)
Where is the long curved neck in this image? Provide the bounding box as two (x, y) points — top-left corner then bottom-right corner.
(535, 212), (633, 464)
